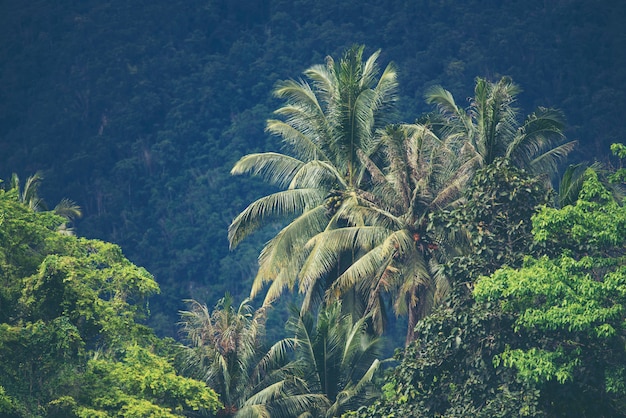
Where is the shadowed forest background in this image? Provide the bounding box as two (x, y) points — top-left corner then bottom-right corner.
(1, 0), (625, 338)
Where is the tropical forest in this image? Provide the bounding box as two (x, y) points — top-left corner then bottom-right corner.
(1, 0), (626, 416)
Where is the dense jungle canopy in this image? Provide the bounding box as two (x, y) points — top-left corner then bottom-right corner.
(2, 1), (626, 417)
(1, 0), (625, 335)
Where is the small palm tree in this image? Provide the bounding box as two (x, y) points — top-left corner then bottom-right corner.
(287, 301), (383, 417)
(179, 295), (322, 417)
(10, 172), (46, 211)
(7, 172), (82, 234)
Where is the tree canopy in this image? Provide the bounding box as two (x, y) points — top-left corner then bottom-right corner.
(0, 187), (220, 417)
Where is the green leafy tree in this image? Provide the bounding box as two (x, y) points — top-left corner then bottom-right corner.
(0, 185), (219, 417)
(72, 344), (220, 418)
(474, 169), (626, 416)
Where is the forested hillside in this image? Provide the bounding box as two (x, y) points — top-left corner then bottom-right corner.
(1, 0), (625, 336)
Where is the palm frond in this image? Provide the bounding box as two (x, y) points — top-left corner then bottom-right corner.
(266, 119), (332, 163)
(53, 198), (82, 220)
(273, 79), (325, 117)
(391, 248), (431, 317)
(229, 188), (326, 248)
(352, 88), (378, 153)
(305, 63), (338, 106)
(424, 85), (463, 122)
(328, 233), (396, 301)
(251, 204), (328, 301)
(298, 226), (391, 296)
(557, 162), (598, 207)
(235, 404), (271, 418)
(506, 107), (569, 172)
(288, 160), (346, 190)
(373, 62), (399, 117)
(231, 152), (305, 188)
(360, 48), (381, 90)
(528, 140), (578, 178)
(356, 148), (386, 185)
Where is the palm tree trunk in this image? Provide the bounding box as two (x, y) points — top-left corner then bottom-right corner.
(405, 293), (419, 346)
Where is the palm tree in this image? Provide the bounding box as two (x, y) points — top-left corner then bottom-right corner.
(9, 172), (46, 211)
(425, 76), (575, 179)
(298, 123), (470, 343)
(179, 295), (323, 417)
(7, 172), (82, 234)
(287, 301), (383, 417)
(228, 45), (398, 310)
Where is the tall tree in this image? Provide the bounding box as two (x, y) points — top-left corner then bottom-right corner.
(298, 123), (470, 341)
(228, 45), (398, 311)
(425, 77), (575, 179)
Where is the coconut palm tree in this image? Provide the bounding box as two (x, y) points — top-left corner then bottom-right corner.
(425, 76), (575, 179)
(287, 301), (383, 417)
(179, 295), (323, 417)
(299, 123), (471, 343)
(228, 45), (398, 310)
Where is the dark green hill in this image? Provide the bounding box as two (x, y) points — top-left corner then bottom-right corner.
(1, 0), (624, 336)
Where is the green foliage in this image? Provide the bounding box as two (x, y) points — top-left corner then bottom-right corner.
(610, 143), (626, 184)
(19, 239), (160, 347)
(472, 171), (626, 416)
(347, 161), (550, 417)
(74, 344), (221, 417)
(345, 286), (542, 417)
(0, 385), (18, 416)
(0, 187), (219, 417)
(435, 158), (551, 275)
(533, 169), (626, 257)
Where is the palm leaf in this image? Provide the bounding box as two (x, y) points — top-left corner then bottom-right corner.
(298, 226), (391, 297)
(252, 205), (328, 302)
(328, 233), (396, 301)
(528, 140), (578, 177)
(231, 152), (305, 188)
(266, 119), (332, 163)
(229, 188), (326, 248)
(288, 159), (347, 190)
